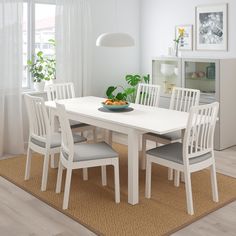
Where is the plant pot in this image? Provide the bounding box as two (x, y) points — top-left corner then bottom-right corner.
(34, 81), (45, 92)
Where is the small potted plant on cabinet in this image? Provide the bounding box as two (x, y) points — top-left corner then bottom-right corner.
(27, 39), (56, 91)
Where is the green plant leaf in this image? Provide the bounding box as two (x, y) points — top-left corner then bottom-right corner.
(125, 74), (141, 86)
(48, 39), (56, 46)
(124, 87), (135, 95)
(37, 51), (43, 57)
(143, 74), (150, 83)
(27, 60), (33, 65)
(115, 92), (126, 101)
(38, 65), (43, 72)
(106, 86), (117, 99)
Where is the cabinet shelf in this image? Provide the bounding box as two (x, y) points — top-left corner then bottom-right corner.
(186, 77), (215, 81)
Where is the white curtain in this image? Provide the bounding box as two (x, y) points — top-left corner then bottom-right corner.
(0, 0), (24, 157)
(55, 0), (92, 97)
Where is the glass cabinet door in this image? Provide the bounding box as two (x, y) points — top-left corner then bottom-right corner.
(183, 60), (217, 99)
(152, 58), (181, 96)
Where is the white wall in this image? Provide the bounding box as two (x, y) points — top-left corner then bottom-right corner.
(89, 0), (141, 97)
(140, 0), (236, 74)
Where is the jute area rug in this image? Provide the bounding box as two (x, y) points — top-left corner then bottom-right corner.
(0, 143), (236, 236)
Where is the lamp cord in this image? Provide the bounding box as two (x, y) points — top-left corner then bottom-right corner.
(114, 0), (118, 31)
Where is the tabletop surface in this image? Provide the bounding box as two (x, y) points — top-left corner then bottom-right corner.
(46, 96), (189, 134)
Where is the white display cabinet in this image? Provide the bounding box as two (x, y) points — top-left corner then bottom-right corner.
(152, 57), (236, 150)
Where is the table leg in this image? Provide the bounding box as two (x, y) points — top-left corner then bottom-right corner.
(104, 130), (112, 145)
(49, 109), (58, 169)
(128, 130), (139, 205)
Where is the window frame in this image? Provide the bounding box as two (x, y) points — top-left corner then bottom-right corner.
(23, 0), (56, 90)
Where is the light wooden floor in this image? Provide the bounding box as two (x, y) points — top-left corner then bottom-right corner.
(0, 146), (236, 236)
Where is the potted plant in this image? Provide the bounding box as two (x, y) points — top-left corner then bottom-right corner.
(173, 28), (185, 57)
(27, 39), (56, 91)
(105, 74), (150, 103)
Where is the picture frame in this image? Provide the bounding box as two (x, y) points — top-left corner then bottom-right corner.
(175, 25), (193, 51)
(196, 3), (228, 51)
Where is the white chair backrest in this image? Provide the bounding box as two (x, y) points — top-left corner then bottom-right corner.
(183, 102), (219, 162)
(47, 82), (75, 101)
(135, 83), (161, 107)
(24, 94), (50, 140)
(56, 102), (74, 163)
(170, 87), (200, 112)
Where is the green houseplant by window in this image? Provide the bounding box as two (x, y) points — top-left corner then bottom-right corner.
(27, 39), (56, 91)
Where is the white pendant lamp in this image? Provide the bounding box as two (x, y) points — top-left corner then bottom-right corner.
(96, 0), (135, 47)
(96, 33), (135, 47)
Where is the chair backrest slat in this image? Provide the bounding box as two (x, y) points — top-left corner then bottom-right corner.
(47, 82), (75, 101)
(183, 102), (219, 162)
(135, 83), (161, 107)
(56, 103), (74, 163)
(24, 94), (50, 139)
(170, 87), (200, 112)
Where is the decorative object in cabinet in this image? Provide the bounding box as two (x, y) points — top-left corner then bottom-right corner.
(152, 57), (182, 97)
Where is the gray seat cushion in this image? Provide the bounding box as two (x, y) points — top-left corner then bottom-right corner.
(69, 120), (91, 129)
(31, 132), (86, 148)
(146, 131), (182, 141)
(146, 142), (212, 165)
(62, 142), (118, 162)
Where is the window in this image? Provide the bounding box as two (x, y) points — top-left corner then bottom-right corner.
(22, 1), (56, 89)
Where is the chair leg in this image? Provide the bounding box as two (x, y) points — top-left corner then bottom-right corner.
(210, 163), (219, 202)
(145, 158), (152, 198)
(50, 154), (59, 169)
(25, 147), (32, 180)
(174, 170), (180, 187)
(93, 128), (97, 142)
(168, 168), (173, 181)
(82, 168), (88, 181)
(101, 166), (107, 186)
(114, 159), (120, 203)
(141, 136), (147, 170)
(181, 172), (185, 183)
(41, 152), (50, 191)
(184, 171), (194, 215)
(63, 168), (72, 210)
(56, 160), (63, 193)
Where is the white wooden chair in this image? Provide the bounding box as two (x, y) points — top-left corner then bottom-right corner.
(55, 102), (120, 210)
(145, 102), (219, 215)
(141, 87), (200, 185)
(135, 83), (161, 107)
(47, 82), (97, 139)
(24, 94), (86, 191)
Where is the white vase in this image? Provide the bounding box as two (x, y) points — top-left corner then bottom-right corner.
(34, 81), (45, 92)
(160, 64), (175, 76)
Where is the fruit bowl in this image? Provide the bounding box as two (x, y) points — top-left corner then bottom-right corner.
(102, 100), (130, 110)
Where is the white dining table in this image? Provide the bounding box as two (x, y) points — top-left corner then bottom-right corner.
(45, 96), (189, 205)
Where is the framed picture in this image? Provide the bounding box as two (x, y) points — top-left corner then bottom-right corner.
(196, 3), (228, 51)
(175, 25), (193, 50)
